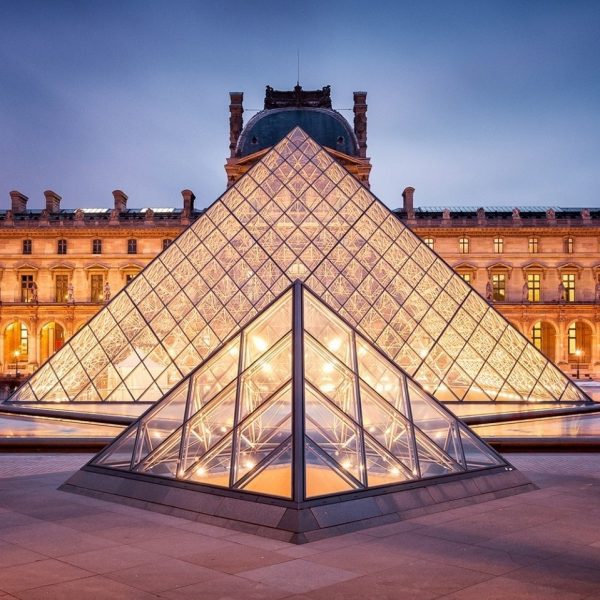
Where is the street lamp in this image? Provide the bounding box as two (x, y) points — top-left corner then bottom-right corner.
(575, 348), (582, 379)
(13, 350), (20, 378)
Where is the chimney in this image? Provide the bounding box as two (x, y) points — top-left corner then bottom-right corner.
(353, 91), (368, 158)
(112, 190), (128, 214)
(44, 190), (61, 213)
(402, 186), (415, 213)
(229, 92), (244, 157)
(9, 190), (28, 213)
(181, 189), (195, 214)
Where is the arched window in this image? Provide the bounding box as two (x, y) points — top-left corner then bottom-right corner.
(531, 321), (555, 361)
(567, 322), (592, 362)
(40, 322), (65, 363)
(4, 321), (28, 370)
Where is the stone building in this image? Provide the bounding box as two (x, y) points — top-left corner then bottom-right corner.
(1, 85), (598, 386)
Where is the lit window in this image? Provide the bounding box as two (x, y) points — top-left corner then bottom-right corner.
(493, 238), (504, 253)
(163, 239), (173, 251)
(531, 322), (542, 350)
(564, 237), (574, 254)
(528, 237), (538, 253)
(90, 274), (104, 302)
(57, 239), (67, 255)
(20, 275), (34, 302)
(492, 273), (506, 301)
(568, 323), (577, 355)
(55, 275), (69, 302)
(92, 239), (102, 254)
(562, 273), (575, 302)
(22, 239), (32, 255)
(127, 239), (137, 254)
(458, 237), (469, 254)
(527, 274), (541, 302)
(126, 273), (137, 284)
(423, 237), (434, 250)
(460, 273), (471, 283)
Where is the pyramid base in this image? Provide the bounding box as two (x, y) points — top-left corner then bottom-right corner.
(60, 466), (535, 544)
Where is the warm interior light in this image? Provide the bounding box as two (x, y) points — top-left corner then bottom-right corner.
(252, 336), (268, 352)
(244, 460), (255, 470)
(323, 362), (334, 373)
(390, 467), (400, 476)
(262, 362), (273, 373)
(195, 466), (206, 476)
(341, 460), (352, 470)
(320, 383), (335, 394)
(418, 349), (428, 358)
(328, 337), (341, 352)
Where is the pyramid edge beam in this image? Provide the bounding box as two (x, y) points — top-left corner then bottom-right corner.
(60, 463), (535, 544)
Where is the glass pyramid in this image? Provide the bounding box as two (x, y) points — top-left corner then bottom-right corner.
(7, 127), (588, 412)
(90, 283), (507, 501)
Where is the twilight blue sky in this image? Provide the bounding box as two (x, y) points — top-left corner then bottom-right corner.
(1, 1), (599, 211)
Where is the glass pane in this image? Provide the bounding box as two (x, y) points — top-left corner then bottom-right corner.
(304, 385), (364, 484)
(240, 440), (292, 498)
(93, 427), (138, 470)
(243, 290), (292, 368)
(407, 381), (463, 464)
(234, 385), (292, 483)
(238, 334), (292, 421)
(458, 424), (503, 469)
(137, 429), (182, 478)
(304, 338), (358, 420)
(359, 383), (416, 473)
(181, 383), (237, 471)
(304, 290), (353, 368)
(185, 433), (233, 488)
(188, 337), (241, 417)
(134, 380), (190, 466)
(364, 436), (411, 488)
(414, 429), (461, 478)
(356, 338), (406, 415)
(305, 438), (359, 499)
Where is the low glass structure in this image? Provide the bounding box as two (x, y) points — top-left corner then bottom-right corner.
(89, 283), (506, 500)
(63, 283), (533, 542)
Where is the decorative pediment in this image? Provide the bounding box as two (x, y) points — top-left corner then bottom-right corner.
(486, 262), (513, 280)
(49, 262), (75, 272)
(522, 262), (547, 280)
(557, 262), (583, 279)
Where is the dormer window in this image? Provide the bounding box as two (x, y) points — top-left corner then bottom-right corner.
(337, 136), (344, 145)
(251, 136), (258, 145)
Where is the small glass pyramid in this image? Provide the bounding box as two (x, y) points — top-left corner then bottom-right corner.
(90, 283), (507, 501)
(8, 127), (589, 413)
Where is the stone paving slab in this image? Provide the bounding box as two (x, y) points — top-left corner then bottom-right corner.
(0, 453), (599, 598)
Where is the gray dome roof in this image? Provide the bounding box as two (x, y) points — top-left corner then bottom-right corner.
(237, 107), (359, 157)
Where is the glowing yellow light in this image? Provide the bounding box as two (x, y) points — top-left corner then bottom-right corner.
(418, 349), (428, 358)
(341, 460), (352, 470)
(368, 426), (376, 433)
(390, 467), (400, 476)
(253, 336), (268, 352)
(195, 466), (206, 476)
(244, 460), (255, 470)
(262, 362), (273, 373)
(323, 362), (334, 373)
(320, 383), (335, 394)
(219, 426), (227, 433)
(328, 338), (341, 352)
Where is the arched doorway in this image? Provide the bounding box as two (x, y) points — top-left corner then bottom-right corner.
(531, 321), (556, 362)
(567, 321), (592, 366)
(40, 322), (65, 363)
(4, 321), (28, 373)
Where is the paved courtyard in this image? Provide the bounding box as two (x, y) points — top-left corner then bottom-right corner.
(0, 453), (599, 599)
